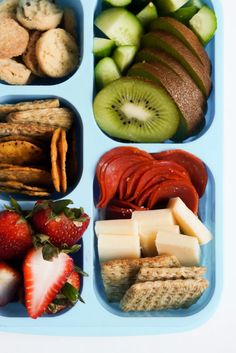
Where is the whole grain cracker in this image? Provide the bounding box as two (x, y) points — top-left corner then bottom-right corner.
(120, 278), (209, 312)
(136, 266), (207, 282)
(7, 108), (74, 130)
(0, 122), (55, 140)
(0, 99), (60, 118)
(101, 255), (180, 302)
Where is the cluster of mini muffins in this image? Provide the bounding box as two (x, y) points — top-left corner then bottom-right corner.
(0, 0), (79, 85)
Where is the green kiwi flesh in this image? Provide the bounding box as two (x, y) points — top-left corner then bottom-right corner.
(93, 77), (180, 143)
(128, 62), (204, 138)
(141, 30), (211, 96)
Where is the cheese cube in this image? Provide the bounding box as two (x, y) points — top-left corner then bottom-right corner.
(95, 219), (138, 237)
(155, 231), (200, 266)
(98, 234), (141, 262)
(168, 197), (212, 245)
(132, 209), (175, 226)
(139, 224), (180, 257)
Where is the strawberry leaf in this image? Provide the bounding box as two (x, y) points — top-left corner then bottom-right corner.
(42, 243), (60, 261)
(61, 282), (78, 303)
(52, 200), (74, 214)
(74, 265), (89, 277)
(62, 244), (81, 254)
(5, 197), (22, 214)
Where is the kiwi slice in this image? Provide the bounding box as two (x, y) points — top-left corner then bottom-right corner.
(149, 17), (211, 73)
(93, 77), (180, 143)
(128, 62), (204, 139)
(141, 30), (211, 96)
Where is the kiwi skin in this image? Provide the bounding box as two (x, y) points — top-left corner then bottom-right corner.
(93, 77), (180, 143)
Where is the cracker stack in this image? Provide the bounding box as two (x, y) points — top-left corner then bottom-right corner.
(101, 255), (208, 311)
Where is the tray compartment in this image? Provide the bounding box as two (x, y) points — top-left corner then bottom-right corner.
(0, 0), (84, 86)
(92, 149), (216, 317)
(0, 94), (83, 201)
(93, 0), (215, 143)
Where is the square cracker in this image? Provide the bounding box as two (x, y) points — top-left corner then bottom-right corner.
(136, 266), (207, 282)
(101, 255), (180, 302)
(120, 278), (209, 312)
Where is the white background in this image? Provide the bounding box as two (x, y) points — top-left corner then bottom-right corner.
(1, 1), (235, 351)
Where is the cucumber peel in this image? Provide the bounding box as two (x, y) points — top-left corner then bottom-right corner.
(189, 6), (217, 45)
(172, 5), (198, 24)
(95, 57), (121, 90)
(103, 0), (132, 6)
(156, 0), (189, 14)
(113, 45), (138, 72)
(137, 2), (158, 27)
(93, 38), (115, 58)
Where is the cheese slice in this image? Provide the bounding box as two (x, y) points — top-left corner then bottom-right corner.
(139, 224), (180, 257)
(132, 209), (175, 226)
(95, 219), (138, 237)
(98, 234), (141, 262)
(168, 197), (212, 245)
(155, 231), (200, 266)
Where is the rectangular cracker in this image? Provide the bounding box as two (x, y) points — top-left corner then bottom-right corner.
(101, 255), (180, 302)
(0, 123), (55, 140)
(136, 266), (207, 282)
(7, 108), (74, 130)
(120, 278), (209, 312)
(0, 99), (60, 118)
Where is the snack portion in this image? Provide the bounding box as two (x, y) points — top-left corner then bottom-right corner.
(0, 198), (90, 318)
(0, 0), (80, 85)
(95, 146), (212, 312)
(0, 98), (79, 197)
(93, 1), (217, 142)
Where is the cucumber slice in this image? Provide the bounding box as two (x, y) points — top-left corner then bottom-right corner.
(137, 2), (158, 27)
(103, 0), (132, 6)
(172, 6), (198, 24)
(93, 38), (115, 58)
(189, 6), (217, 45)
(185, 0), (203, 9)
(156, 0), (189, 14)
(95, 57), (121, 90)
(95, 8), (143, 46)
(113, 45), (138, 72)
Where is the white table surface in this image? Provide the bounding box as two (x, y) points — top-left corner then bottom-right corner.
(1, 1), (235, 351)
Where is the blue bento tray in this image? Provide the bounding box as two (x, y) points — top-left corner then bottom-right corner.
(0, 0), (223, 336)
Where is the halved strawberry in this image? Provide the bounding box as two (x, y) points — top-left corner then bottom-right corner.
(0, 262), (21, 306)
(23, 248), (74, 319)
(30, 200), (90, 248)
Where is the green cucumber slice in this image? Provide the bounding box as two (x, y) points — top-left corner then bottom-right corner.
(189, 6), (217, 45)
(156, 0), (189, 14)
(95, 8), (143, 46)
(93, 38), (115, 58)
(172, 6), (198, 24)
(95, 57), (121, 90)
(137, 2), (158, 27)
(185, 0), (203, 9)
(113, 45), (138, 72)
(103, 0), (132, 6)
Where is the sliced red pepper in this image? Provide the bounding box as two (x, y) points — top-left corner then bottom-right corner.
(152, 149), (208, 197)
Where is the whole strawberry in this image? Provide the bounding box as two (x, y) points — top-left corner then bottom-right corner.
(0, 198), (32, 261)
(30, 200), (90, 247)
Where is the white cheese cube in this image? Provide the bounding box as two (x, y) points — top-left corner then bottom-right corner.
(98, 234), (141, 262)
(168, 197), (212, 245)
(155, 231), (200, 266)
(132, 209), (175, 226)
(95, 219), (138, 237)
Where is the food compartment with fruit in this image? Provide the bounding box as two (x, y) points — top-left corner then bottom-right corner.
(0, 96), (83, 199)
(93, 146), (216, 316)
(93, 0), (216, 143)
(0, 0), (83, 85)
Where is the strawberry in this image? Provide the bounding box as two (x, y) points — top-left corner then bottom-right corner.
(30, 200), (90, 248)
(46, 271), (82, 314)
(0, 198), (32, 261)
(23, 247), (74, 319)
(0, 262), (21, 306)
